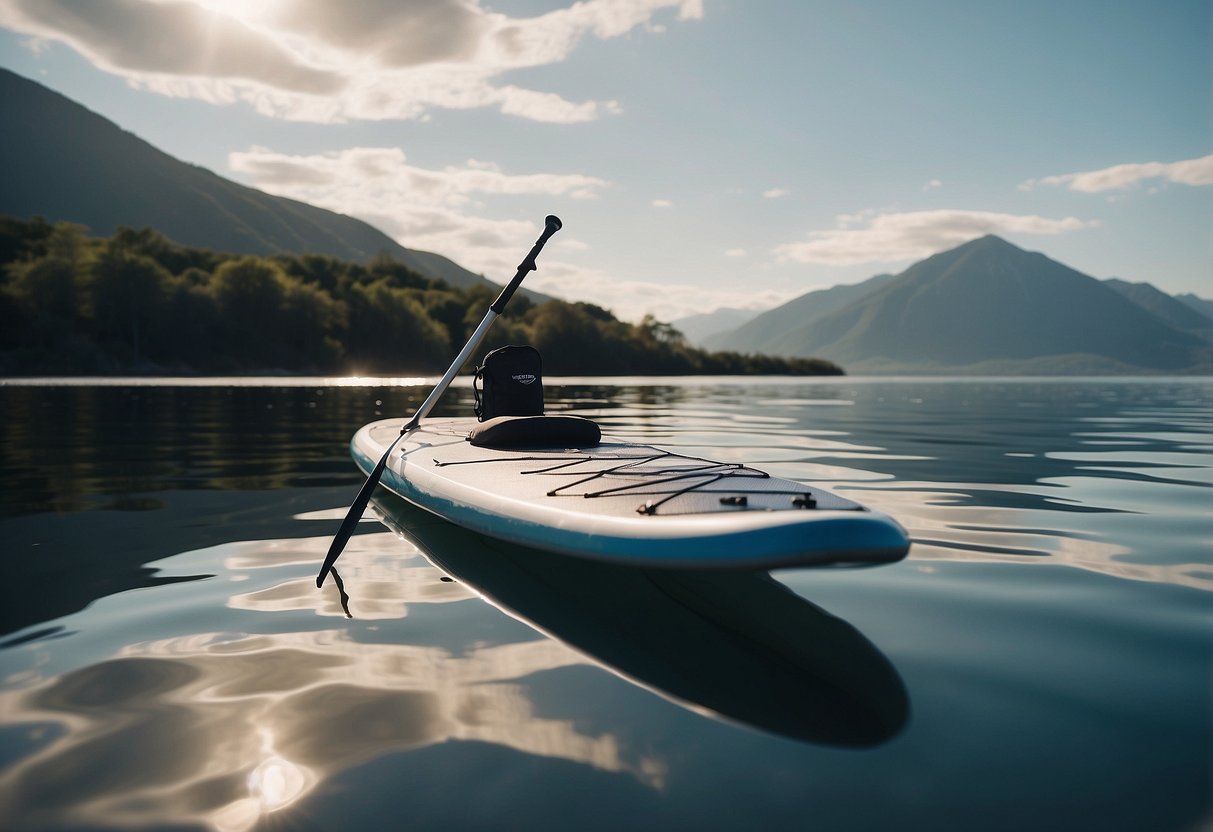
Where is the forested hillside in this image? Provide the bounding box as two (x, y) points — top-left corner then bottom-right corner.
(0, 68), (509, 296)
(0, 216), (843, 377)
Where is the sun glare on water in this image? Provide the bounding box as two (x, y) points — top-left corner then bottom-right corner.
(248, 754), (309, 811)
(211, 728), (312, 832)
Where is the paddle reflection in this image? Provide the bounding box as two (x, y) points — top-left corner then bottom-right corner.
(369, 492), (909, 748)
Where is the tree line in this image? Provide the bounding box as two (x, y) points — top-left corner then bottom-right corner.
(0, 216), (843, 376)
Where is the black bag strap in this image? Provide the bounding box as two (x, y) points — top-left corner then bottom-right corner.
(473, 364), (485, 419)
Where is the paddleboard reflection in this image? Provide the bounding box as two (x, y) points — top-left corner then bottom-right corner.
(365, 492), (909, 748)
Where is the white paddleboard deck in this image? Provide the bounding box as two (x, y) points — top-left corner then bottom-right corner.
(354, 417), (910, 569)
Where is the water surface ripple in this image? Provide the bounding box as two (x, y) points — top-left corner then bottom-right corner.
(0, 377), (1209, 831)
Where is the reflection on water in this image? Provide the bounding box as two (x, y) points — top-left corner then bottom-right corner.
(371, 493), (908, 747)
(1, 507), (908, 830)
(4, 628), (656, 830)
(0, 532), (659, 830)
(0, 378), (1210, 831)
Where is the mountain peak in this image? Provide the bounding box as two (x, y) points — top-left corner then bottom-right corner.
(956, 233), (1021, 254)
(904, 233), (1027, 278)
(710, 233), (1207, 374)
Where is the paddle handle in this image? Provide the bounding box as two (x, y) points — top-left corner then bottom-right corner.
(491, 215), (562, 314)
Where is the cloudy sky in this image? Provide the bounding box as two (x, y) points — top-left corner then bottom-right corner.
(0, 0), (1208, 322)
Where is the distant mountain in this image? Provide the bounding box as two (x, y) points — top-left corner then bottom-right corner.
(671, 307), (762, 346)
(1104, 278), (1213, 337)
(742, 235), (1209, 374)
(1176, 293), (1213, 322)
(0, 68), (532, 297)
(705, 272), (897, 353)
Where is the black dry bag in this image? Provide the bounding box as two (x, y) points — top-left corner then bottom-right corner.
(473, 345), (544, 421)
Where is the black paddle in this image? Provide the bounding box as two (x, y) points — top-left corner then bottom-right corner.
(316, 215), (563, 588)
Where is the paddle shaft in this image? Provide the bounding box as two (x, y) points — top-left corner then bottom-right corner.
(316, 215), (562, 587)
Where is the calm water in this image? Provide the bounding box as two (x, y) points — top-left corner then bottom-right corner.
(0, 377), (1209, 831)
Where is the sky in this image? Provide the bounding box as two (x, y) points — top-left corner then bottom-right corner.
(0, 0), (1209, 323)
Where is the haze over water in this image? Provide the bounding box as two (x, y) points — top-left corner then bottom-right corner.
(0, 377), (1209, 831)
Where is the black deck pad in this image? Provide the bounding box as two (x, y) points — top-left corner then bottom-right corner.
(467, 414), (601, 449)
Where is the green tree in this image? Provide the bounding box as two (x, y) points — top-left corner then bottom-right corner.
(367, 252), (431, 290)
(529, 301), (642, 374)
(44, 222), (89, 265)
(0, 283), (26, 351)
(345, 279), (450, 372)
(636, 314), (686, 346)
(422, 290), (474, 346)
(157, 278), (222, 370)
(108, 226), (221, 275)
(0, 215), (54, 266)
(208, 256), (291, 369)
(281, 279), (345, 369)
(90, 243), (171, 365)
(8, 257), (78, 334)
(5, 223), (89, 350)
(276, 253), (357, 296)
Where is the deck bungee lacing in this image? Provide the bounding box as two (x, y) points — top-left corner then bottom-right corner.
(432, 449), (823, 516)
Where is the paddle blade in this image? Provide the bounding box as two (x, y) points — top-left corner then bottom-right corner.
(315, 441), (394, 587)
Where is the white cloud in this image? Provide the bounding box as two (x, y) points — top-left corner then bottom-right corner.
(762, 188), (789, 199)
(229, 145), (607, 276)
(1020, 153), (1213, 192)
(835, 209), (876, 228)
(724, 248), (747, 257)
(922, 179), (942, 191)
(774, 209), (1095, 265)
(651, 199), (673, 208)
(224, 143), (766, 323)
(0, 0), (702, 122)
(1, 0), (344, 93)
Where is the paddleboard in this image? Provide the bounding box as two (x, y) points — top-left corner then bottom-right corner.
(353, 415), (910, 569)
